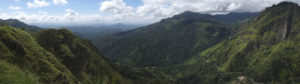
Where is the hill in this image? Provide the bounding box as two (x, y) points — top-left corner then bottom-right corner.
(173, 2), (300, 83)
(95, 11), (258, 67)
(0, 19), (41, 32)
(34, 28), (132, 84)
(0, 26), (77, 84)
(0, 25), (170, 84)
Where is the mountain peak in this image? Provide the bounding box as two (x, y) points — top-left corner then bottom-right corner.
(265, 2), (299, 11)
(276, 1), (299, 7)
(172, 11), (213, 20)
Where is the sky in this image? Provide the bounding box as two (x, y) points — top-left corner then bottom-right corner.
(0, 0), (299, 25)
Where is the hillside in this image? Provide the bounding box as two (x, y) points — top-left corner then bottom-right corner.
(173, 2), (300, 83)
(1, 1), (300, 84)
(0, 26), (77, 84)
(67, 24), (140, 40)
(33, 28), (132, 84)
(0, 25), (170, 84)
(95, 12), (258, 67)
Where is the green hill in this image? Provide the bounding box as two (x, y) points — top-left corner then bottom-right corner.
(1, 1), (299, 84)
(97, 13), (228, 67)
(95, 1), (300, 84)
(33, 28), (132, 84)
(175, 2), (300, 84)
(95, 11), (258, 67)
(0, 19), (41, 32)
(0, 25), (170, 84)
(0, 26), (77, 84)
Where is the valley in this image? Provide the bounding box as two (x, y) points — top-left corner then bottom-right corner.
(0, 1), (300, 84)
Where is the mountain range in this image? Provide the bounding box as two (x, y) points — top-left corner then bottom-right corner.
(95, 11), (258, 67)
(95, 1), (300, 84)
(0, 1), (299, 84)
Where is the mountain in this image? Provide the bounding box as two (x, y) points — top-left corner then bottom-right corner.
(0, 19), (41, 32)
(171, 2), (300, 83)
(95, 11), (258, 67)
(0, 26), (77, 84)
(33, 28), (132, 84)
(0, 24), (170, 84)
(172, 11), (259, 23)
(94, 2), (300, 84)
(66, 24), (140, 40)
(1, 1), (299, 84)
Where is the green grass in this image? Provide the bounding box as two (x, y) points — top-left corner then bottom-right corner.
(0, 61), (40, 84)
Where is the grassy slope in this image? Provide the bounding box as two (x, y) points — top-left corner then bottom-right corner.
(180, 2), (300, 83)
(0, 25), (170, 84)
(34, 28), (133, 84)
(97, 17), (229, 67)
(0, 61), (40, 84)
(0, 26), (78, 84)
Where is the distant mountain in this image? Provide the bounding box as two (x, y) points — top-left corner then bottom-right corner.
(95, 11), (259, 67)
(95, 12), (258, 67)
(67, 24), (140, 40)
(171, 11), (259, 23)
(0, 19), (41, 32)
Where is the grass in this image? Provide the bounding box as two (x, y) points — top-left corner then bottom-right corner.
(0, 61), (40, 84)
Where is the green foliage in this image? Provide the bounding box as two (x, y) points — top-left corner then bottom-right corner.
(0, 25), (169, 84)
(1, 2), (300, 84)
(96, 16), (230, 67)
(0, 26), (78, 84)
(178, 2), (300, 83)
(0, 61), (40, 84)
(34, 28), (134, 84)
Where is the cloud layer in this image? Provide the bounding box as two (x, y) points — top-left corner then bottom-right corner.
(2, 0), (300, 24)
(96, 0), (300, 23)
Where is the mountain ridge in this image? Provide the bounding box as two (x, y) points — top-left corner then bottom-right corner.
(0, 19), (41, 32)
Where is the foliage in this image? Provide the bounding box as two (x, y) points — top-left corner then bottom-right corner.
(0, 26), (78, 83)
(179, 2), (300, 83)
(0, 61), (40, 84)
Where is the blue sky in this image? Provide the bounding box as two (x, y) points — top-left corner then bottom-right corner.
(0, 0), (142, 15)
(0, 0), (299, 24)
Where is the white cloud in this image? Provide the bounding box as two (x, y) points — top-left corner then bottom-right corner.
(64, 9), (79, 21)
(53, 0), (68, 5)
(99, 0), (133, 14)
(27, 0), (50, 8)
(133, 0), (300, 20)
(1, 0), (300, 24)
(9, 5), (22, 10)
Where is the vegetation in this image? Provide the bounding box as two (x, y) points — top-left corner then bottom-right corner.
(95, 1), (300, 84)
(0, 61), (40, 84)
(0, 1), (300, 84)
(0, 26), (78, 83)
(96, 12), (232, 67)
(175, 2), (300, 83)
(0, 25), (170, 84)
